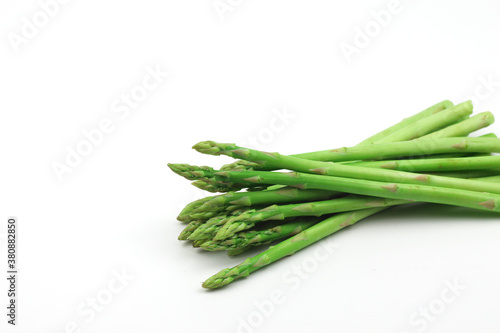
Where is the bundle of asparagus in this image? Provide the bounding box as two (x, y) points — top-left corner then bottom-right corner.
(168, 100), (500, 289)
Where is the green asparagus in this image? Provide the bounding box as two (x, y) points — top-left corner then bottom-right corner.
(191, 141), (500, 195)
(169, 165), (500, 215)
(202, 208), (386, 288)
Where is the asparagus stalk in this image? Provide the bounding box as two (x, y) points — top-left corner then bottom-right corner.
(187, 215), (229, 241)
(178, 221), (203, 240)
(475, 175), (500, 182)
(202, 208), (386, 288)
(208, 174), (500, 254)
(191, 168), (500, 192)
(220, 100), (456, 171)
(170, 165), (500, 214)
(201, 114), (495, 189)
(340, 133), (496, 167)
(177, 188), (341, 224)
(170, 163), (252, 193)
(192, 136), (500, 191)
(357, 100), (453, 145)
(427, 169), (500, 179)
(188, 169), (500, 242)
(213, 137), (500, 175)
(192, 240), (204, 248)
(418, 112), (494, 140)
(169, 100), (500, 289)
(188, 172), (500, 250)
(194, 188), (338, 211)
(200, 216), (322, 251)
(177, 197), (213, 222)
(203, 172), (500, 287)
(373, 101), (472, 143)
(215, 195), (409, 240)
(191, 179), (241, 193)
(270, 137), (500, 163)
(191, 141), (500, 195)
(390, 134), (496, 160)
(185, 205), (259, 241)
(185, 205), (244, 222)
(343, 155), (500, 173)
(213, 165), (500, 239)
(187, 204), (284, 241)
(188, 198), (324, 240)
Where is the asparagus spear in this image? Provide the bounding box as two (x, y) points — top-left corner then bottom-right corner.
(192, 240), (204, 248)
(187, 215), (229, 241)
(212, 165), (500, 239)
(178, 221), (203, 240)
(357, 100), (453, 145)
(373, 101), (472, 143)
(185, 205), (259, 241)
(215, 195), (409, 240)
(194, 188), (338, 211)
(177, 188), (341, 224)
(185, 205), (244, 222)
(200, 216), (322, 251)
(196, 114), (495, 191)
(191, 179), (241, 193)
(427, 169), (500, 179)
(191, 168), (500, 192)
(261, 137), (500, 163)
(187, 204), (284, 241)
(184, 166), (500, 241)
(418, 112), (494, 140)
(187, 170), (500, 244)
(169, 165), (500, 215)
(204, 174), (500, 253)
(191, 136), (500, 192)
(343, 155), (500, 173)
(212, 137), (500, 174)
(191, 141), (500, 195)
(475, 175), (500, 182)
(203, 173), (500, 287)
(202, 208), (386, 288)
(220, 100), (456, 171)
(342, 135), (496, 163)
(177, 197), (213, 222)
(170, 163), (250, 193)
(170, 100), (500, 289)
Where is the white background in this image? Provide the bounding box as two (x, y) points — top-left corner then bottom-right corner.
(1, 0), (500, 332)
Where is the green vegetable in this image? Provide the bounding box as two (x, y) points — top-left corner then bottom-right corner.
(202, 208), (386, 289)
(344, 155), (500, 173)
(191, 140), (500, 195)
(357, 100), (454, 145)
(169, 165), (500, 216)
(214, 195), (409, 240)
(168, 99), (500, 289)
(418, 112), (494, 139)
(201, 173), (500, 288)
(373, 100), (472, 143)
(199, 216), (322, 251)
(221, 100), (453, 170)
(180, 188), (339, 222)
